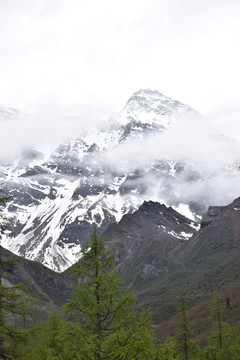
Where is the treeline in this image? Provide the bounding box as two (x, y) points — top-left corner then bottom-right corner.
(1, 229), (240, 359)
(155, 292), (240, 359)
(13, 293), (240, 359)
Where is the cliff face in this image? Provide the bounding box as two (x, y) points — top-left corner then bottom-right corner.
(102, 197), (240, 322)
(198, 197), (240, 249)
(104, 201), (197, 282)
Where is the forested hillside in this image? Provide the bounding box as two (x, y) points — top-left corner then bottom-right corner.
(2, 207), (240, 359)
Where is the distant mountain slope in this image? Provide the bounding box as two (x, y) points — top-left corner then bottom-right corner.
(174, 196), (240, 267)
(0, 89), (239, 272)
(0, 246), (71, 321)
(156, 280), (240, 345)
(104, 200), (198, 280)
(103, 197), (240, 322)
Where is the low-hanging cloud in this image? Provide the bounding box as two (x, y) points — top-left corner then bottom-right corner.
(97, 111), (240, 210)
(0, 99), (110, 161)
(1, 105), (240, 214)
(101, 112), (240, 172)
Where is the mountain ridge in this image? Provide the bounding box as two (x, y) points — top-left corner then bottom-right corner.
(103, 196), (240, 321)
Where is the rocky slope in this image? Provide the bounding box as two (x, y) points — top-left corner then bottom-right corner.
(105, 200), (199, 280)
(103, 197), (240, 321)
(0, 246), (71, 322)
(175, 196), (240, 264)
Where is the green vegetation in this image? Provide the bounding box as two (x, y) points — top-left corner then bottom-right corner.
(12, 284), (240, 359)
(2, 225), (240, 358)
(63, 226), (155, 359)
(1, 225), (156, 359)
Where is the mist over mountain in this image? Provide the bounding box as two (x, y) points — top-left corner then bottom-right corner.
(0, 89), (240, 272)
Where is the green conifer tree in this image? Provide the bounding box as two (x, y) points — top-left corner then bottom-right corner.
(64, 226), (154, 359)
(204, 295), (233, 360)
(210, 295), (224, 349)
(21, 312), (71, 360)
(175, 288), (200, 360)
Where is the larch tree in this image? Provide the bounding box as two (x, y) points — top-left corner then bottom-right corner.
(64, 226), (154, 360)
(204, 294), (232, 359)
(175, 288), (199, 360)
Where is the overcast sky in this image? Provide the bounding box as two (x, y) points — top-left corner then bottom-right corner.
(0, 0), (240, 119)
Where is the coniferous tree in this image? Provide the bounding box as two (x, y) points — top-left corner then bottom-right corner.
(64, 226), (154, 360)
(204, 295), (233, 360)
(228, 321), (240, 360)
(155, 337), (175, 360)
(175, 288), (200, 360)
(20, 312), (77, 360)
(210, 295), (224, 349)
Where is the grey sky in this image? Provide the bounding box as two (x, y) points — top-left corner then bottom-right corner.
(0, 0), (240, 118)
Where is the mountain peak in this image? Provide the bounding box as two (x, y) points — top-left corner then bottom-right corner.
(120, 88), (193, 127)
(132, 88), (165, 97)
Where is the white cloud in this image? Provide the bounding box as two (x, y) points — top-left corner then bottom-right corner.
(0, 97), (240, 213)
(0, 0), (239, 115)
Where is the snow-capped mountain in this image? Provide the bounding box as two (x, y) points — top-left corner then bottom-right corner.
(0, 89), (238, 272)
(120, 89), (193, 126)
